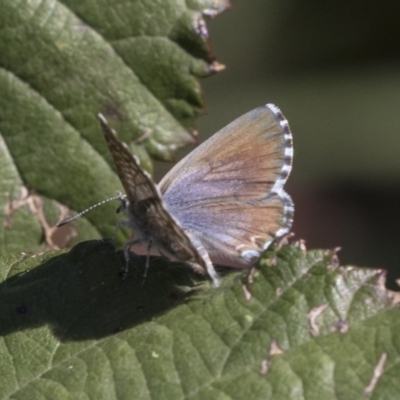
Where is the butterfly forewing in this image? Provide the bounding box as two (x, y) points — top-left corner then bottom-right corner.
(160, 105), (292, 202)
(159, 104), (294, 268)
(99, 118), (158, 203)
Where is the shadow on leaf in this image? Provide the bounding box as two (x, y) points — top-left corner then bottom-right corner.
(0, 240), (208, 341)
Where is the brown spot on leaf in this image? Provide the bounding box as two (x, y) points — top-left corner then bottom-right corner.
(132, 129), (152, 145)
(266, 256), (277, 267)
(208, 62), (225, 74)
(275, 232), (295, 249)
(259, 359), (269, 375)
(388, 289), (400, 305)
(247, 267), (257, 284)
(242, 284), (252, 301)
(269, 339), (284, 356)
(334, 319), (349, 333)
(308, 304), (329, 337)
(364, 353), (387, 395)
(4, 187), (75, 249)
(296, 239), (307, 252)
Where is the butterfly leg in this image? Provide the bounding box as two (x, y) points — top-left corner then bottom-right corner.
(113, 215), (146, 278)
(120, 237), (149, 279)
(141, 238), (153, 286)
(113, 217), (131, 241)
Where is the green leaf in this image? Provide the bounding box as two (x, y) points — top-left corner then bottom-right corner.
(0, 242), (398, 399)
(0, 0), (228, 254)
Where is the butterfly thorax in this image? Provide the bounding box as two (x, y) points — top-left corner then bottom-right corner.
(121, 195), (197, 263)
(119, 196), (152, 242)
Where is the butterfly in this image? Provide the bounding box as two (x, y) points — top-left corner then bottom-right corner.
(98, 104), (294, 287)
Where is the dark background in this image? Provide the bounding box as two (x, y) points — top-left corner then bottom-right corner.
(162, 0), (400, 289)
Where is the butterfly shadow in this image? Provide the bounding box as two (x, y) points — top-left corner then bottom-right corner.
(0, 240), (211, 342)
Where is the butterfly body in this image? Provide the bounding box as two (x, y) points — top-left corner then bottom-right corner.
(98, 103), (294, 286)
(99, 115), (218, 284)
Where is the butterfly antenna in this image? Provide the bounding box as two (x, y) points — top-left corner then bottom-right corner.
(57, 193), (124, 227)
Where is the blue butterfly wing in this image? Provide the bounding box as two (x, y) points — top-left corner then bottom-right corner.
(159, 104), (294, 268)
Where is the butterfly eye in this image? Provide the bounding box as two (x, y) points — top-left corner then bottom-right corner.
(115, 192), (129, 214)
